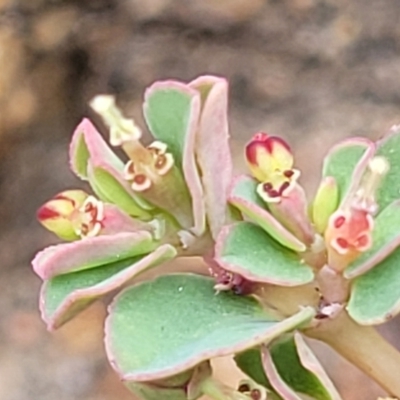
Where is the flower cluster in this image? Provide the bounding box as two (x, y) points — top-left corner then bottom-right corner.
(33, 76), (234, 330)
(243, 132), (389, 274)
(32, 76), (400, 400)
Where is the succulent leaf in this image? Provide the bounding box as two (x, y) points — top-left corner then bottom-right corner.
(348, 245), (400, 324)
(144, 81), (205, 235)
(215, 222), (314, 286)
(40, 245), (176, 330)
(189, 76), (234, 239)
(70, 118), (149, 218)
(88, 165), (154, 216)
(322, 138), (375, 206)
(375, 126), (400, 210)
(237, 335), (341, 400)
(229, 175), (306, 252)
(32, 231), (157, 279)
(105, 274), (315, 382)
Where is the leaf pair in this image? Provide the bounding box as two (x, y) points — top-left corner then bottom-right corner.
(144, 76), (233, 237)
(34, 232), (176, 330)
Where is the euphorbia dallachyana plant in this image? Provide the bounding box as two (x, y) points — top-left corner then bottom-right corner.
(33, 75), (400, 400)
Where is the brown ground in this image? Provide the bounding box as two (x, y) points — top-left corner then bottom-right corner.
(1, 0), (400, 399)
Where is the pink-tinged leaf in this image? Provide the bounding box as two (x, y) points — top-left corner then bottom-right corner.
(144, 81), (206, 236)
(259, 335), (341, 400)
(229, 175), (306, 252)
(375, 125), (400, 210)
(70, 118), (149, 218)
(189, 76), (232, 238)
(189, 76), (234, 239)
(40, 244), (177, 330)
(322, 137), (375, 207)
(32, 231), (157, 279)
(215, 222), (314, 286)
(100, 204), (153, 235)
(105, 274), (315, 382)
(261, 346), (303, 400)
(294, 333), (342, 400)
(70, 118), (123, 179)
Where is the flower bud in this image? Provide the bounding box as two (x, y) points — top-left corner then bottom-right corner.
(245, 132), (300, 203)
(37, 192), (104, 240)
(37, 190), (88, 240)
(312, 176), (339, 233)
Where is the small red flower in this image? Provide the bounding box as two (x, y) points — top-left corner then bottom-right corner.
(325, 208), (373, 272)
(245, 132), (300, 203)
(323, 156), (390, 272)
(91, 95), (174, 193)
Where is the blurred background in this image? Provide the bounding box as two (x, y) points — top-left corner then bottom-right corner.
(1, 0), (400, 398)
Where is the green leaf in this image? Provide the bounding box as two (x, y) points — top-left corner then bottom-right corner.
(268, 335), (341, 400)
(322, 138), (374, 205)
(40, 245), (177, 330)
(345, 200), (400, 279)
(90, 166), (153, 216)
(144, 82), (199, 169)
(144, 80), (206, 235)
(33, 231), (157, 279)
(69, 118), (149, 219)
(376, 127), (400, 210)
(237, 335), (341, 400)
(262, 343), (306, 400)
(312, 176), (339, 234)
(229, 175), (306, 252)
(105, 274), (315, 381)
(215, 222), (314, 286)
(348, 246), (400, 324)
(235, 348), (273, 390)
(72, 131), (90, 178)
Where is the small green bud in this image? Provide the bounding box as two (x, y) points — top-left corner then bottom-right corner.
(312, 176), (339, 233)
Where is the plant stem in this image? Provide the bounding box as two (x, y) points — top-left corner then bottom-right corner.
(306, 312), (400, 397)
